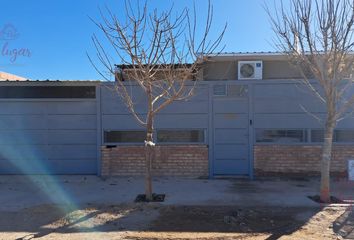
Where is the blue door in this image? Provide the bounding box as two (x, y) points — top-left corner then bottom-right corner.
(212, 83), (250, 176)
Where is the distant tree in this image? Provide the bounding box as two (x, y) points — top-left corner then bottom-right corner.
(267, 0), (354, 202)
(89, 0), (226, 200)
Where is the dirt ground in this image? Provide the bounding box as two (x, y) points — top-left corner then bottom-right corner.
(0, 203), (351, 240)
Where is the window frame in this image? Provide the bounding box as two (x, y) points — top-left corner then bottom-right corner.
(310, 129), (324, 143)
(335, 129), (354, 143)
(156, 128), (207, 145)
(103, 128), (207, 145)
(255, 128), (354, 145)
(0, 86), (96, 99)
(310, 128), (354, 144)
(103, 129), (147, 145)
(254, 128), (308, 144)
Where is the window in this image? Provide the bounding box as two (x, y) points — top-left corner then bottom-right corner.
(157, 129), (205, 143)
(311, 129), (323, 142)
(256, 129), (307, 143)
(104, 130), (146, 143)
(336, 130), (354, 142)
(311, 129), (354, 143)
(0, 86), (96, 98)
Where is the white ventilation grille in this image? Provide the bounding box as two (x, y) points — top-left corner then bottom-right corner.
(213, 84), (227, 96)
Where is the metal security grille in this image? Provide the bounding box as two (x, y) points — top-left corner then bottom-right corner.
(227, 85), (248, 97)
(213, 84), (227, 96)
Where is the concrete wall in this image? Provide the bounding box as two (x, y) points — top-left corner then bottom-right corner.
(101, 145), (208, 177)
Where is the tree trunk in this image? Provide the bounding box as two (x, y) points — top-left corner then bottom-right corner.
(145, 115), (154, 201)
(320, 117), (335, 203)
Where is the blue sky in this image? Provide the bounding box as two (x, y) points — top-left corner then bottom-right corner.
(0, 0), (283, 80)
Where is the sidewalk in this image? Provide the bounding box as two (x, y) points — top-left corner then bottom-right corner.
(1, 175), (353, 211)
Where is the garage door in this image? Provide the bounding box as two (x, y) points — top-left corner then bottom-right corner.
(0, 85), (98, 174)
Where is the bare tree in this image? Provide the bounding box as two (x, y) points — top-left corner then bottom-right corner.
(267, 0), (354, 202)
(89, 0), (226, 201)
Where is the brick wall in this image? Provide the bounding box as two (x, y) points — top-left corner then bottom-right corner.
(254, 145), (354, 177)
(101, 145), (208, 177)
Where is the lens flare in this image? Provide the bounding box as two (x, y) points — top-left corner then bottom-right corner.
(0, 115), (96, 231)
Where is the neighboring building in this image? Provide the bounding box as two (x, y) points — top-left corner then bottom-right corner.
(0, 52), (353, 178)
(0, 71), (27, 81)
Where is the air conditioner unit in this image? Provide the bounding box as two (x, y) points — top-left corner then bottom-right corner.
(238, 61), (263, 80)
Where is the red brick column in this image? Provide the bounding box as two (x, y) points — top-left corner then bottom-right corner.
(101, 145), (208, 177)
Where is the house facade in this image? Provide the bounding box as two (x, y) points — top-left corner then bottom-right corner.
(0, 53), (353, 178)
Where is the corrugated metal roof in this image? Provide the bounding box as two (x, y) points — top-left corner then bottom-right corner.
(207, 51), (283, 56)
(208, 51), (354, 57)
(204, 52), (287, 61)
(0, 79), (101, 82)
(0, 80), (101, 86)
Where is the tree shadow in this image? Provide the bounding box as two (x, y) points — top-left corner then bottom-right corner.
(0, 204), (325, 240)
(147, 205), (322, 240)
(8, 203), (154, 239)
(333, 206), (354, 239)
